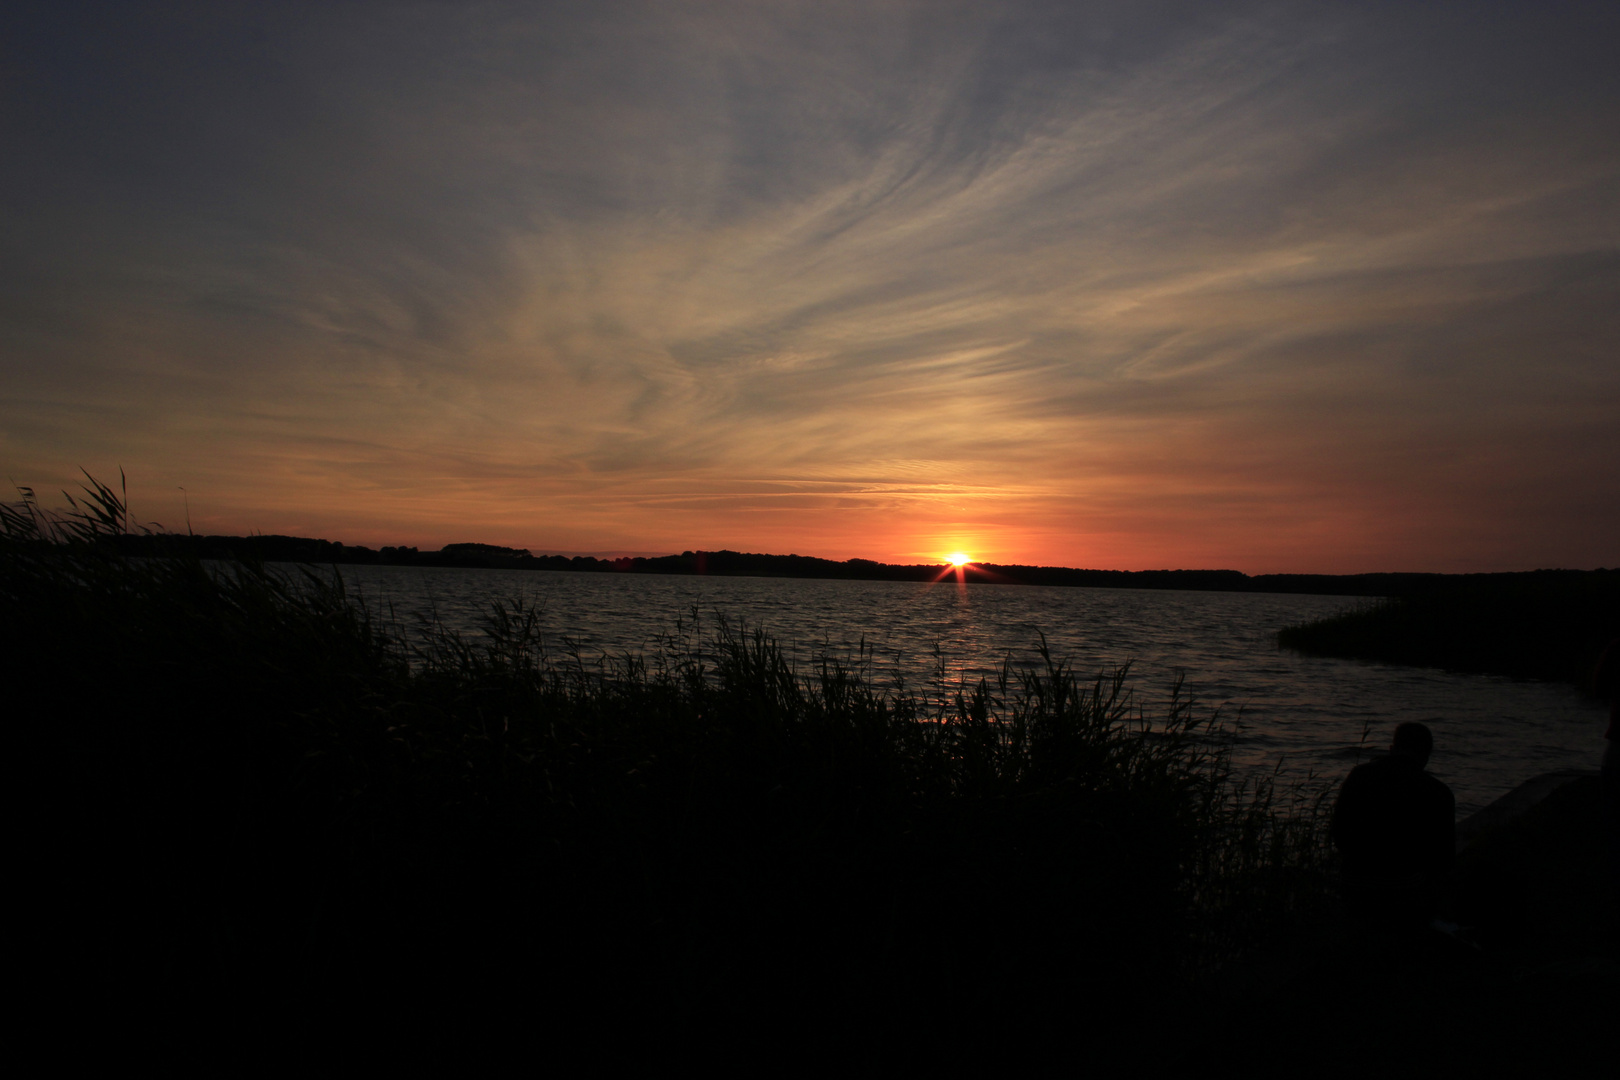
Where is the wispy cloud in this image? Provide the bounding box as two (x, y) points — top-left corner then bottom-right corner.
(3, 1), (1616, 570)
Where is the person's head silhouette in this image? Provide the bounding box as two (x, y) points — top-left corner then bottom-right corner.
(1390, 721), (1433, 767)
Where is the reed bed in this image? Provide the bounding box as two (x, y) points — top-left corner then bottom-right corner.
(1277, 571), (1619, 688)
(6, 474), (1336, 1054)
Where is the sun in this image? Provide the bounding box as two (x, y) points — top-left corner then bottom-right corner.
(946, 552), (972, 567)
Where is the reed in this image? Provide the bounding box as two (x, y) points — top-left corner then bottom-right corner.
(5, 474), (1336, 1053)
(1278, 571), (1619, 688)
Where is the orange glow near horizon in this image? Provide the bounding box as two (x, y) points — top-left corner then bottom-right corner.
(4, 6), (1616, 578)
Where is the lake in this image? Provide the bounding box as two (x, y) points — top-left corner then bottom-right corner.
(334, 564), (1607, 816)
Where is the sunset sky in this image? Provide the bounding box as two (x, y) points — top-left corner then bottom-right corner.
(4, 2), (1617, 572)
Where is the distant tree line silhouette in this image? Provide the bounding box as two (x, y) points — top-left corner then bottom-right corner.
(101, 531), (1611, 602)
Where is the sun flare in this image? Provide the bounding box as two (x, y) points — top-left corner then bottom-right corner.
(947, 552), (972, 567)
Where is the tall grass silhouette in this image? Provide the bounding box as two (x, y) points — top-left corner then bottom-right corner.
(5, 473), (1335, 1053)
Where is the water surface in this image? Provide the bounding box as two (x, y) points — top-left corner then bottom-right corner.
(335, 565), (1607, 815)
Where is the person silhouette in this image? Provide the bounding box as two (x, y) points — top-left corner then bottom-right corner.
(1331, 721), (1456, 930)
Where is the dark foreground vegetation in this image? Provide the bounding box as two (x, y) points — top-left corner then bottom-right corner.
(7, 478), (1337, 1062)
(1279, 569), (1619, 688)
(1195, 773), (1616, 1076)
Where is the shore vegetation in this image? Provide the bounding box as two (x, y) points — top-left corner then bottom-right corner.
(1278, 571), (1619, 689)
(7, 474), (1336, 1057)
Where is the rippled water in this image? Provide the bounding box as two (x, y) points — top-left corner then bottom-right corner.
(334, 564), (1606, 815)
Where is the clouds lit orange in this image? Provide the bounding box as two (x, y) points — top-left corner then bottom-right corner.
(2, 3), (1616, 572)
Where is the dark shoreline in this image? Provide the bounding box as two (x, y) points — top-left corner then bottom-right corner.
(1277, 569), (1617, 687)
(110, 530), (1616, 688)
(104, 530), (1612, 600)
(128, 528), (1616, 689)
